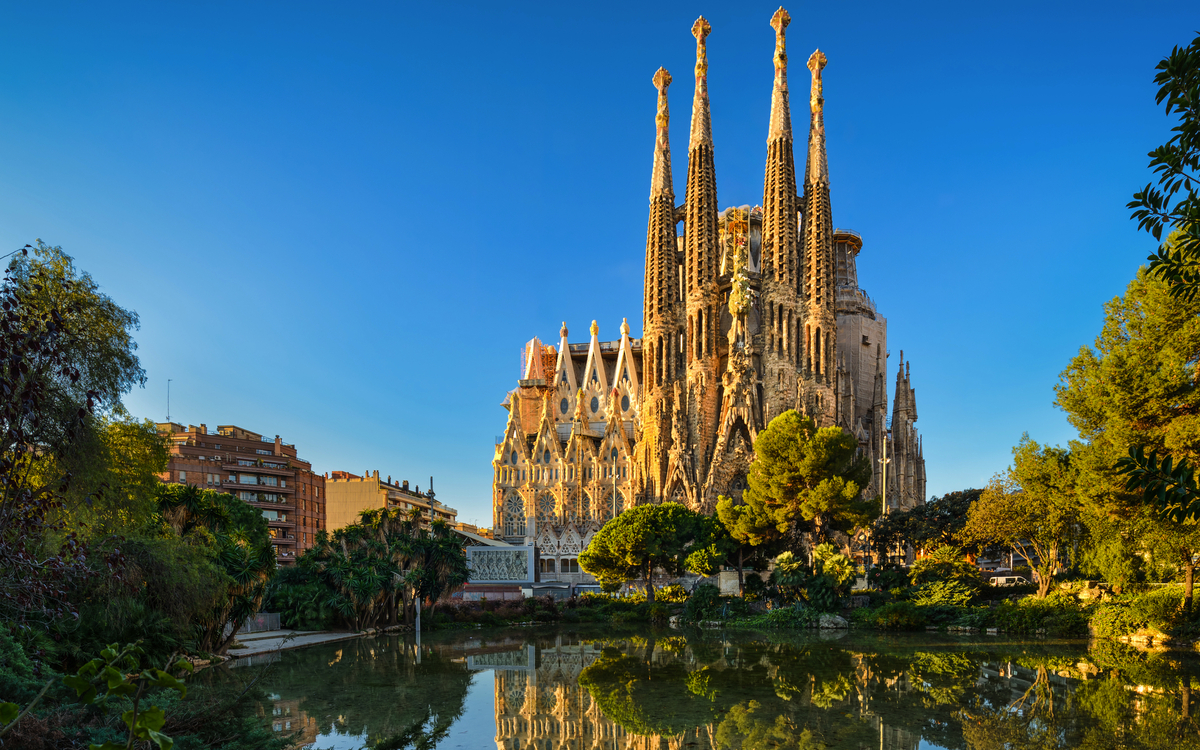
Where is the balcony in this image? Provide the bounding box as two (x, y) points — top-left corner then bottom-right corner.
(222, 480), (294, 494)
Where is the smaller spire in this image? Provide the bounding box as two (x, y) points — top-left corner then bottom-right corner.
(651, 67), (673, 199)
(689, 17), (713, 150)
(590, 319), (599, 338)
(806, 49), (829, 184)
(767, 8), (791, 142)
(560, 321), (568, 339)
(621, 317), (630, 337)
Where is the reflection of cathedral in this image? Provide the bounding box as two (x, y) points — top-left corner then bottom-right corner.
(492, 10), (926, 566)
(484, 635), (924, 750)
(490, 637), (711, 750)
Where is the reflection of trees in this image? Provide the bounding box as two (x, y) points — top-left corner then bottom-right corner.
(255, 636), (473, 746)
(578, 646), (718, 736)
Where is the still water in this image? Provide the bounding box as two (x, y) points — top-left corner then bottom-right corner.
(226, 626), (1200, 749)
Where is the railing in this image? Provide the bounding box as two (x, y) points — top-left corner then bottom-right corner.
(238, 612), (280, 634)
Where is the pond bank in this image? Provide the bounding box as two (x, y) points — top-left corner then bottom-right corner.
(229, 629), (363, 657)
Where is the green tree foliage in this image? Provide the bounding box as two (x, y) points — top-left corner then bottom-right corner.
(873, 489), (984, 558)
(579, 503), (724, 603)
(715, 494), (783, 595)
(277, 509), (470, 631)
(1129, 34), (1200, 301)
(909, 545), (983, 589)
(960, 437), (1078, 598)
(738, 410), (873, 557)
(156, 484), (275, 653)
(6, 242), (145, 452)
(1056, 262), (1200, 606)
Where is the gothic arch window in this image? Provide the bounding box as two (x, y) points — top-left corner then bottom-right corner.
(503, 494), (526, 537)
(535, 493), (555, 526)
(581, 492), (592, 521)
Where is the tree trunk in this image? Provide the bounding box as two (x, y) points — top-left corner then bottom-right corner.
(645, 562), (655, 603)
(388, 590), (398, 628)
(1185, 561), (1195, 614)
(737, 548), (745, 596)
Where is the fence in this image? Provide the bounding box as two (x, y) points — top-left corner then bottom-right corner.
(238, 612), (281, 634)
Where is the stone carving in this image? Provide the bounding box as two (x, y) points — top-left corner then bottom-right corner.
(469, 548), (531, 582)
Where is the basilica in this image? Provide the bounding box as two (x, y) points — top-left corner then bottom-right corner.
(491, 9), (926, 576)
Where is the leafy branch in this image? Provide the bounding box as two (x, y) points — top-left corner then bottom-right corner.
(1116, 446), (1200, 524)
(1130, 33), (1200, 300)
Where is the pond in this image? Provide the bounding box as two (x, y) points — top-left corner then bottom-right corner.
(221, 626), (1200, 749)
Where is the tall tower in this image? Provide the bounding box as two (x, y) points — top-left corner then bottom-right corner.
(760, 7), (801, 423)
(683, 17), (722, 497)
(639, 67), (681, 502)
(801, 49), (837, 414)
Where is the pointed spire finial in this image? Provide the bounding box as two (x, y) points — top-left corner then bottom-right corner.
(689, 17), (713, 150)
(650, 67), (673, 199)
(590, 320), (599, 338)
(771, 8), (790, 70)
(621, 317), (630, 337)
(560, 322), (568, 339)
(807, 49), (827, 114)
(767, 9), (792, 143)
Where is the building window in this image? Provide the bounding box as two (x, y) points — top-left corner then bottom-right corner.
(503, 494), (526, 537)
(561, 558), (580, 574)
(178, 471), (187, 482)
(239, 474), (257, 484)
(540, 559), (555, 574)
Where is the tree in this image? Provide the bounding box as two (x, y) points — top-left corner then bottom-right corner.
(156, 484), (276, 653)
(715, 494), (784, 595)
(578, 503), (723, 602)
(739, 410), (873, 559)
(1128, 33), (1200, 301)
(1057, 261), (1200, 603)
(873, 489), (984, 560)
(959, 437), (1078, 598)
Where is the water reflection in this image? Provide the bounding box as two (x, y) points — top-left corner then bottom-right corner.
(232, 628), (1200, 749)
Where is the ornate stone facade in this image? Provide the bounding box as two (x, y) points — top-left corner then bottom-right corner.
(492, 10), (926, 569)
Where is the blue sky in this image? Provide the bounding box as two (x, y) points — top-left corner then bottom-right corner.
(1, 1), (1196, 527)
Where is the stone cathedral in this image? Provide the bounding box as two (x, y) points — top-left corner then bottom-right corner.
(492, 10), (926, 573)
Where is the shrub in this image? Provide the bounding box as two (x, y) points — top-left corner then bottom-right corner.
(860, 601), (927, 630)
(743, 574), (767, 602)
(734, 605), (819, 629)
(992, 593), (1088, 636)
(912, 580), (976, 607)
(657, 584), (688, 604)
(1091, 586), (1191, 639)
(910, 547), (983, 590)
(867, 564), (910, 591)
(682, 584), (722, 623)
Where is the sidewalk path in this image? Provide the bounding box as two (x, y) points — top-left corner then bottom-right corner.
(227, 629), (362, 658)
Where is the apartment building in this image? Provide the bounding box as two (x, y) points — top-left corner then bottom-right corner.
(325, 470), (457, 531)
(156, 423), (326, 565)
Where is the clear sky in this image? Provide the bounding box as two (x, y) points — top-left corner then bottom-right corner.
(1, 1), (1197, 527)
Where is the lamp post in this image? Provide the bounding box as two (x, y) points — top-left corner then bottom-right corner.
(878, 430), (891, 565)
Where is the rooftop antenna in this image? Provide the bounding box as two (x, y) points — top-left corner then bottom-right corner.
(166, 379), (172, 422)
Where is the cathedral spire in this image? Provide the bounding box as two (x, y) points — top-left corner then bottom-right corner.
(685, 16), (719, 294)
(689, 17), (713, 150)
(762, 7), (798, 289)
(644, 67), (678, 333)
(801, 48), (835, 383)
(805, 49), (829, 185)
(767, 8), (792, 143)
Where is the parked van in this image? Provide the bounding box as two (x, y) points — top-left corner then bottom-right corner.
(990, 575), (1030, 587)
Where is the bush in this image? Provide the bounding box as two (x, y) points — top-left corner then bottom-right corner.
(1091, 586), (1191, 639)
(867, 564), (910, 591)
(992, 593), (1088, 636)
(743, 574), (767, 602)
(682, 584), (722, 623)
(734, 605), (819, 630)
(858, 601), (927, 631)
(912, 580), (976, 607)
(910, 547), (983, 591)
(657, 584), (688, 604)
